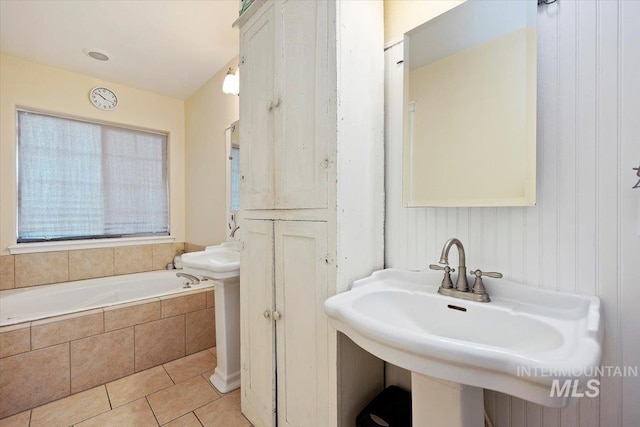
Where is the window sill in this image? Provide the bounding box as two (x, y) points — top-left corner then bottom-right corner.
(8, 236), (175, 254)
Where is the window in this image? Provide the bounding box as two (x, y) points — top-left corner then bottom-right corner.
(17, 110), (169, 242)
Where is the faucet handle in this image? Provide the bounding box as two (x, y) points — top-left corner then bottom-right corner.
(470, 269), (502, 279)
(429, 264), (455, 289)
(469, 269), (502, 298)
(429, 264), (455, 273)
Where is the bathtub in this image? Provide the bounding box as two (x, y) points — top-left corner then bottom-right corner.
(0, 270), (217, 419)
(0, 270), (213, 327)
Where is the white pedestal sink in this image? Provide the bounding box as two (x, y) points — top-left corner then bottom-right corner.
(412, 375), (484, 427)
(324, 269), (603, 426)
(181, 242), (241, 393)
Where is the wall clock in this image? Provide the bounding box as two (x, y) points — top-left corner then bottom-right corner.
(89, 87), (118, 110)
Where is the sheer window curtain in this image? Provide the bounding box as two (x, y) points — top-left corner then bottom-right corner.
(17, 111), (169, 242)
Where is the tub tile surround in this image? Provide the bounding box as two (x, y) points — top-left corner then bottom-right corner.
(135, 315), (186, 372)
(0, 242), (188, 290)
(0, 343), (70, 419)
(104, 299), (161, 332)
(70, 328), (135, 394)
(68, 248), (115, 281)
(31, 309), (104, 350)
(161, 291), (207, 318)
(14, 251), (68, 288)
(0, 323), (29, 358)
(0, 256), (14, 290)
(184, 243), (206, 254)
(185, 308), (216, 355)
(0, 288), (216, 418)
(206, 290), (214, 308)
(114, 245), (154, 275)
(153, 243), (184, 271)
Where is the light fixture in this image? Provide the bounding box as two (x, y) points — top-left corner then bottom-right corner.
(83, 48), (111, 61)
(222, 67), (239, 95)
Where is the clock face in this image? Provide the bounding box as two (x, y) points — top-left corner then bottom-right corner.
(90, 87), (118, 110)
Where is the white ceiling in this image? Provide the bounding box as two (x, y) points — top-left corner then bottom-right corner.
(0, 0), (240, 99)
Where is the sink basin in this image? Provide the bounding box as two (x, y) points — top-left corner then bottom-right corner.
(181, 242), (240, 280)
(324, 269), (603, 408)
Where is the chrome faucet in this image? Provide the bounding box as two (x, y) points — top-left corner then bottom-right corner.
(429, 238), (502, 303)
(438, 238), (469, 292)
(176, 272), (200, 288)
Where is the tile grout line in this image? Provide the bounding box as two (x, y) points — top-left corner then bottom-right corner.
(161, 364), (177, 385)
(201, 373), (219, 393)
(147, 374), (223, 425)
(105, 383), (114, 410)
(192, 410), (206, 427)
(181, 396), (227, 426)
(144, 396), (162, 427)
(69, 341), (72, 398)
(133, 318), (137, 374)
(75, 386), (113, 427)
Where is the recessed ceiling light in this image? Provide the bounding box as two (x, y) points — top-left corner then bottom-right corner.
(83, 48), (111, 61)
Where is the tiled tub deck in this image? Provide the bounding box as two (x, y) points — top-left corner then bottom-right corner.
(0, 287), (216, 419)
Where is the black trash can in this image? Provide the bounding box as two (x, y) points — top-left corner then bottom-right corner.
(356, 386), (412, 427)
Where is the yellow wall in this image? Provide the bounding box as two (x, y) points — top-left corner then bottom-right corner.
(384, 0), (465, 43)
(0, 55), (186, 254)
(185, 56), (239, 247)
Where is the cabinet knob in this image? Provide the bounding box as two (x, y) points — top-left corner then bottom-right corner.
(273, 310), (282, 321)
(267, 98), (281, 111)
(263, 310), (271, 319)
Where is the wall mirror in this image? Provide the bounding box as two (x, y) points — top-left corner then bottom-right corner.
(403, 0), (537, 207)
(226, 120), (240, 239)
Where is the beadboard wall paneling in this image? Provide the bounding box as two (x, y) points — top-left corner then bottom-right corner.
(383, 1), (640, 426)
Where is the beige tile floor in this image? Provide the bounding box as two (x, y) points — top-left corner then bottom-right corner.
(0, 347), (252, 427)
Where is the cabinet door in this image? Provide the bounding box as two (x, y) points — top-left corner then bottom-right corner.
(240, 4), (276, 210)
(274, 0), (329, 209)
(274, 221), (329, 427)
(240, 220), (276, 427)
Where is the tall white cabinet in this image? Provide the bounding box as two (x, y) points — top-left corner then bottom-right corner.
(241, 220), (329, 426)
(240, 0), (329, 211)
(236, 1), (385, 426)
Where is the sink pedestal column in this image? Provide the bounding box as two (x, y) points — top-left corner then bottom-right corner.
(412, 373), (484, 427)
(210, 277), (241, 393)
